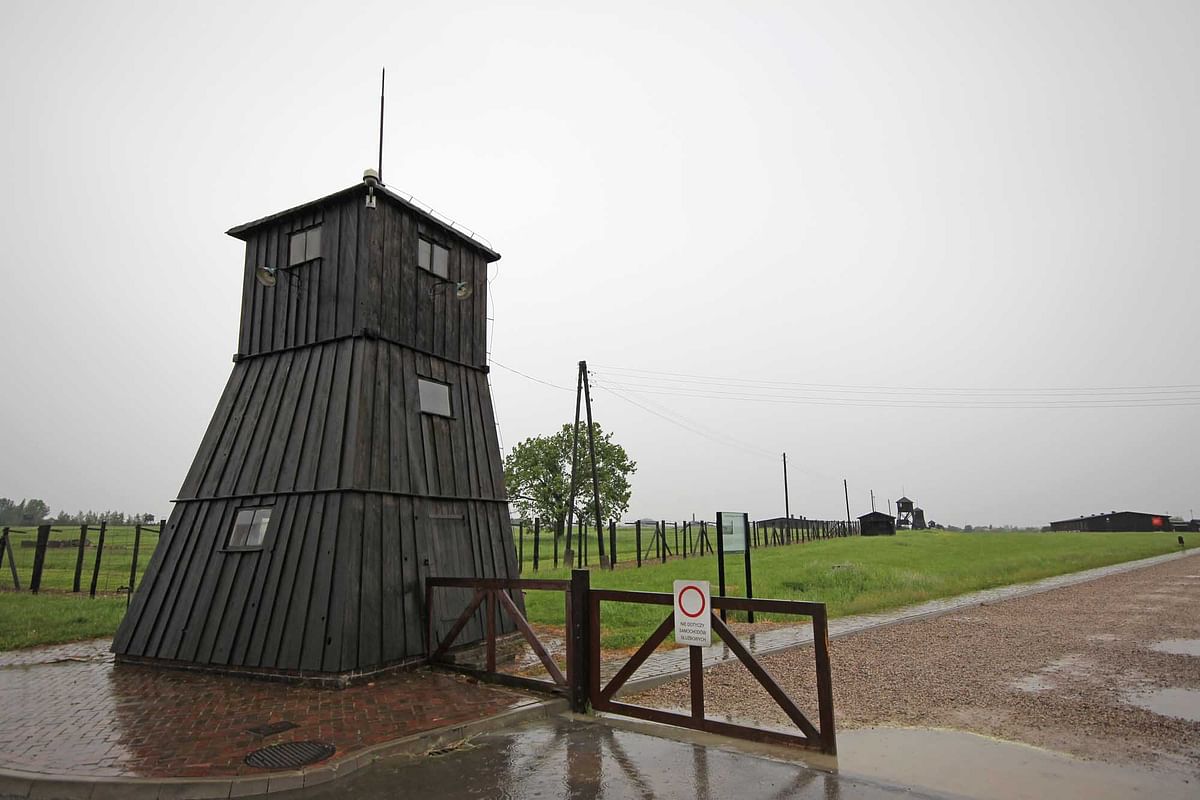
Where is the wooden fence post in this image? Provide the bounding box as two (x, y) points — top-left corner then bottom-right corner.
(568, 568), (591, 713)
(89, 520), (107, 598)
(813, 605), (837, 755)
(609, 521), (617, 569)
(518, 520), (524, 573)
(635, 521), (642, 568)
(0, 527), (19, 590)
(533, 519), (540, 573)
(127, 523), (143, 606)
(30, 524), (51, 594)
(73, 524), (88, 592)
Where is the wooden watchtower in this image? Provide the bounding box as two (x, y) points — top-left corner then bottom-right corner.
(113, 172), (518, 681)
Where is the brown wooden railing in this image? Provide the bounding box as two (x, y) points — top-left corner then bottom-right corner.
(425, 576), (573, 698)
(425, 571), (837, 753)
(588, 588), (837, 754)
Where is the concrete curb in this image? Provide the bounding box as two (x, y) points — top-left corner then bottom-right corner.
(621, 547), (1200, 695)
(0, 697), (567, 800)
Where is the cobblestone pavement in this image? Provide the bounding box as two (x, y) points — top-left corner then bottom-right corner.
(609, 548), (1197, 690)
(0, 647), (538, 778)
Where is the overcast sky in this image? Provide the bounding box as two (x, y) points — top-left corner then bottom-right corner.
(1, 0), (1196, 526)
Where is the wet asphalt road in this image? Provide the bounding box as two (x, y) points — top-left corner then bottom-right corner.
(278, 717), (931, 800)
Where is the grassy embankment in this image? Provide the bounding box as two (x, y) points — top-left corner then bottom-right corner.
(0, 594), (127, 651)
(523, 530), (1200, 649)
(0, 526), (156, 650)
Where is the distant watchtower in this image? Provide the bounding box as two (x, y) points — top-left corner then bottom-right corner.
(114, 172), (518, 681)
(896, 497), (915, 529)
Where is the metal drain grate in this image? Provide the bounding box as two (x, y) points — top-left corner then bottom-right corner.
(244, 740), (336, 770)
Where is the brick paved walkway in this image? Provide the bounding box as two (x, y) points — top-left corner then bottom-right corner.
(0, 643), (539, 780)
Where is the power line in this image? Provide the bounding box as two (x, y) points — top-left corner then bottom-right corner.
(591, 364), (1200, 396)
(598, 384), (778, 461)
(485, 358), (1200, 407)
(489, 358), (574, 392)
(592, 379), (1200, 409)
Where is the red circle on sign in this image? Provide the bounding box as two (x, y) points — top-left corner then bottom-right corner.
(678, 585), (706, 618)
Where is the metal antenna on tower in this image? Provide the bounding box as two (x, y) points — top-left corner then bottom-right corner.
(378, 67), (386, 183)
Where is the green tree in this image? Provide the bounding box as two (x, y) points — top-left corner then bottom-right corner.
(503, 423), (636, 546)
(2, 498), (50, 525)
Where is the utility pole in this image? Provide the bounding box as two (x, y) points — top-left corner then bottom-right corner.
(564, 366), (584, 567)
(844, 479), (851, 526)
(782, 453), (790, 523)
(581, 361), (607, 567)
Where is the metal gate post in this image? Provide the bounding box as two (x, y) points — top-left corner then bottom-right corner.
(568, 568), (591, 713)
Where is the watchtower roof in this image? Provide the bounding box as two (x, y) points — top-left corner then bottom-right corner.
(226, 180), (501, 262)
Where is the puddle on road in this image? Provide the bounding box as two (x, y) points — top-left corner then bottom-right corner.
(836, 727), (1198, 800)
(1011, 674), (1056, 692)
(1011, 655), (1099, 694)
(1150, 639), (1200, 657)
(1123, 688), (1200, 722)
(1135, 593), (1189, 603)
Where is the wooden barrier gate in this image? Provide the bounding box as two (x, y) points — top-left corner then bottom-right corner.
(425, 570), (837, 755)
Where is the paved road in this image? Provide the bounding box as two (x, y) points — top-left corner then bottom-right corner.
(615, 548), (1199, 691)
(275, 716), (935, 800)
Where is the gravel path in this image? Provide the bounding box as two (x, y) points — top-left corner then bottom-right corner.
(630, 552), (1200, 771)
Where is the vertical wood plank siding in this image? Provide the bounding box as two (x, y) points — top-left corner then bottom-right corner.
(114, 189), (514, 675)
(232, 197), (488, 366)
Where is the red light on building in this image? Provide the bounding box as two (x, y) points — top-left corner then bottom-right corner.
(1152, 517), (1164, 528)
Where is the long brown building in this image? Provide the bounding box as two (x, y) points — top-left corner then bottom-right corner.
(1048, 511), (1170, 532)
(113, 173), (519, 681)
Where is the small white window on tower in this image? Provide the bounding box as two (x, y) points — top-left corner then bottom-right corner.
(418, 378), (452, 417)
(418, 237), (450, 279)
(288, 226), (322, 266)
(228, 507), (272, 550)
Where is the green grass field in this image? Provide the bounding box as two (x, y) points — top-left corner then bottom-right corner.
(521, 530), (1200, 649)
(0, 525), (158, 593)
(0, 525), (156, 650)
(0, 528), (1194, 653)
(0, 593), (128, 651)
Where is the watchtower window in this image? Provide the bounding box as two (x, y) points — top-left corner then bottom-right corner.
(418, 378), (452, 417)
(227, 507), (272, 550)
(418, 237), (450, 279)
(288, 226), (322, 266)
